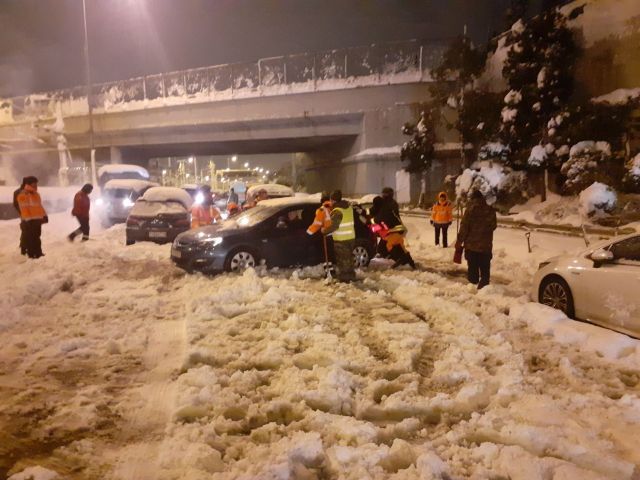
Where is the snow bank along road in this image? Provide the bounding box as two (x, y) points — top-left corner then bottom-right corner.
(1, 213), (640, 479)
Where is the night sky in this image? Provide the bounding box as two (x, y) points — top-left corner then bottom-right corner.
(0, 0), (516, 97)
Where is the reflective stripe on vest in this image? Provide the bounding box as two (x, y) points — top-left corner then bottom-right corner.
(332, 206), (355, 242)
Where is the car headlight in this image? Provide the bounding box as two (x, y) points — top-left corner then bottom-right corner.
(96, 198), (104, 206)
(538, 261), (551, 270)
(202, 236), (223, 247)
(122, 198), (135, 208)
(194, 192), (204, 205)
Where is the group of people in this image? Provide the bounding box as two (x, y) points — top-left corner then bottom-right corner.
(304, 186), (497, 289)
(13, 177), (92, 259)
(13, 178), (497, 288)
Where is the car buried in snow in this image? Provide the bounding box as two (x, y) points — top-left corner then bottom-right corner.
(125, 187), (193, 245)
(170, 197), (375, 273)
(532, 232), (640, 338)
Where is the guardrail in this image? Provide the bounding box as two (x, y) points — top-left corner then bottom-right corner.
(0, 40), (447, 124)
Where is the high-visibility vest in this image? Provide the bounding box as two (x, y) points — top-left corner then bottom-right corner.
(306, 202), (332, 235)
(17, 187), (46, 221)
(191, 204), (221, 228)
(332, 206), (355, 242)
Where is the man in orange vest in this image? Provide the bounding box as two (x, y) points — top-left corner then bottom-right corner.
(430, 191), (453, 248)
(68, 183), (93, 242)
(306, 192), (332, 236)
(17, 176), (48, 259)
(191, 190), (221, 229)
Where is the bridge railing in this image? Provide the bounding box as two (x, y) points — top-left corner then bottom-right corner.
(0, 40), (446, 124)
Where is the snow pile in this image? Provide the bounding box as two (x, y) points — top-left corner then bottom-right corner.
(508, 193), (584, 227)
(528, 144), (548, 168)
(455, 161), (529, 207)
(579, 182), (617, 218)
(593, 88), (640, 105)
(8, 466), (60, 480)
(511, 303), (639, 361)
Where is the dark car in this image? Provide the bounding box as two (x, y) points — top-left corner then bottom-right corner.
(171, 198), (375, 273)
(126, 187), (193, 245)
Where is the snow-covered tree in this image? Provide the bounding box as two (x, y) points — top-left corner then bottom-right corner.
(429, 34), (490, 167)
(501, 5), (581, 200)
(560, 141), (613, 194)
(578, 182), (617, 219)
(623, 153), (640, 193)
(400, 107), (437, 205)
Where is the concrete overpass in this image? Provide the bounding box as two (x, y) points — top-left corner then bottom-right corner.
(0, 40), (460, 199)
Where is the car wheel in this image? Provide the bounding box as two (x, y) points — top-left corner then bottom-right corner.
(224, 249), (257, 273)
(539, 276), (575, 318)
(353, 241), (371, 268)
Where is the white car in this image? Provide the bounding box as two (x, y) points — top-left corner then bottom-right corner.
(532, 233), (640, 338)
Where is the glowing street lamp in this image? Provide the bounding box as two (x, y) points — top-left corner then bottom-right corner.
(244, 162), (249, 168)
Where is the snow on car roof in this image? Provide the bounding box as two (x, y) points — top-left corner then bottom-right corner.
(258, 196), (320, 207)
(103, 179), (158, 192)
(141, 187), (193, 208)
(97, 164), (150, 178)
(246, 183), (294, 197)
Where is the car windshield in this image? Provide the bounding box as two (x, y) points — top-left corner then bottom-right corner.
(130, 200), (187, 217)
(104, 188), (133, 199)
(222, 205), (278, 229)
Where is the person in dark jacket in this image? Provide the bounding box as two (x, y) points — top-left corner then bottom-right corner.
(375, 187), (402, 229)
(13, 178), (27, 255)
(455, 189), (497, 289)
(68, 184), (93, 242)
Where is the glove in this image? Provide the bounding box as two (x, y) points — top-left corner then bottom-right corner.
(42, 215), (49, 224)
(429, 220), (434, 226)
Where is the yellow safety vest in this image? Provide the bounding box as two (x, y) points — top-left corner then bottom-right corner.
(332, 206), (355, 242)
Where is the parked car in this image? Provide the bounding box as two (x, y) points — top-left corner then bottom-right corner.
(532, 232), (640, 338)
(97, 179), (158, 226)
(97, 164), (150, 189)
(171, 197), (375, 273)
(125, 187), (193, 245)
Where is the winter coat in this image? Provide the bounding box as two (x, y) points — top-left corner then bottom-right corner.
(72, 190), (91, 219)
(374, 196), (401, 228)
(306, 201), (332, 235)
(191, 204), (221, 228)
(457, 196), (497, 253)
(17, 185), (47, 222)
(13, 187), (22, 214)
(431, 192), (453, 224)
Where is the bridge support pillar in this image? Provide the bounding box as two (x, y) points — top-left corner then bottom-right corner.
(109, 146), (123, 164)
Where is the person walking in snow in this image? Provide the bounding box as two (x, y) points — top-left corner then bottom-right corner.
(455, 189), (497, 289)
(431, 191), (453, 248)
(191, 187), (221, 228)
(17, 176), (48, 259)
(68, 184), (94, 242)
(227, 187), (239, 206)
(322, 190), (356, 282)
(13, 177), (27, 255)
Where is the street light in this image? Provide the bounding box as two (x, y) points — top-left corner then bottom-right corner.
(81, 0), (96, 186)
(244, 162), (249, 168)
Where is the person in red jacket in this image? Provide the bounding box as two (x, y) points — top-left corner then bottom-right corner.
(68, 184), (93, 242)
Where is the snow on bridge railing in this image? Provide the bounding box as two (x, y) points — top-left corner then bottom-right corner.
(0, 40), (447, 125)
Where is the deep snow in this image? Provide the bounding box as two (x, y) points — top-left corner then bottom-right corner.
(1, 212), (639, 479)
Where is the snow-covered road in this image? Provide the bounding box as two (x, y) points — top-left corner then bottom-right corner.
(2, 213), (639, 479)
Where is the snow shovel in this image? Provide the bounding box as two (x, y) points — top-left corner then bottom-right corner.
(322, 234), (335, 279)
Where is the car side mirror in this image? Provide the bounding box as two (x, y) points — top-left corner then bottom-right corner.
(590, 248), (614, 267)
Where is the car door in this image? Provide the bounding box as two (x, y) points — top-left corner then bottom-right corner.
(258, 207), (314, 267)
(579, 235), (640, 334)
